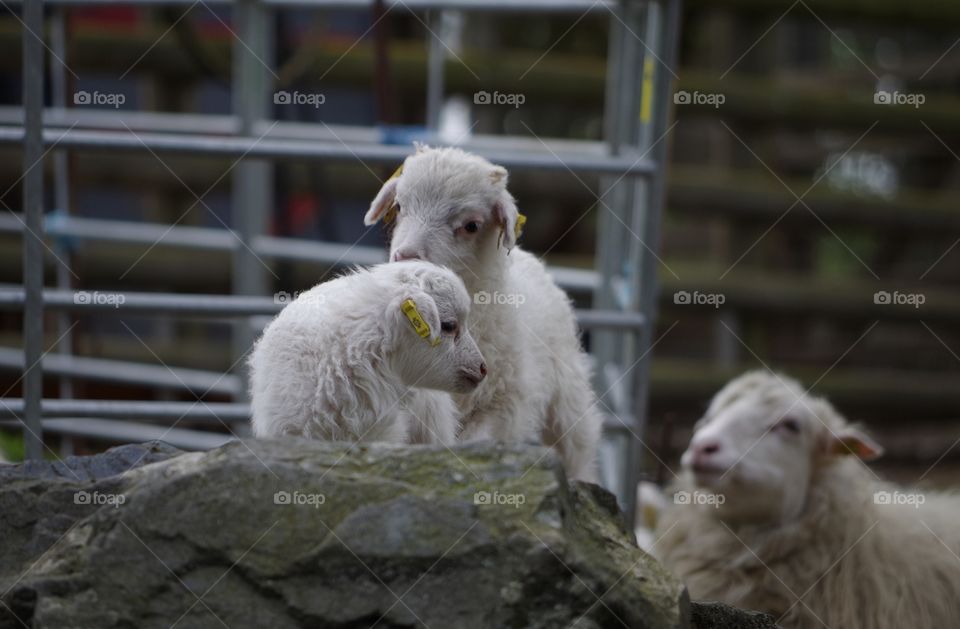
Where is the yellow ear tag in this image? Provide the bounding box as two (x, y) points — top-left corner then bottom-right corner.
(382, 163), (404, 224)
(383, 203), (398, 225)
(498, 213), (528, 250)
(515, 213), (527, 240)
(401, 299), (440, 346)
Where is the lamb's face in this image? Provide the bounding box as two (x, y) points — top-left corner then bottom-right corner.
(388, 263), (486, 394)
(680, 371), (882, 523)
(364, 146), (520, 279)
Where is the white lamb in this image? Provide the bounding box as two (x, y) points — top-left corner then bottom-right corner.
(249, 261), (486, 445)
(654, 370), (960, 629)
(363, 145), (602, 481)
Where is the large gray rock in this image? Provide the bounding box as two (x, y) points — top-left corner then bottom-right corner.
(691, 602), (781, 629)
(0, 439), (779, 628)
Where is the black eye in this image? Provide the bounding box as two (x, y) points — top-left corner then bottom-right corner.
(777, 417), (801, 434)
(440, 321), (458, 333)
(464, 221), (480, 234)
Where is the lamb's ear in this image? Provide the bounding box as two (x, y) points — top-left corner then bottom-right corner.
(394, 292), (441, 347)
(493, 193), (522, 251)
(364, 174), (400, 226)
(827, 428), (884, 461)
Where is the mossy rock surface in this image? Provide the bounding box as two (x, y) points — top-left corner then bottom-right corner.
(0, 439), (771, 628)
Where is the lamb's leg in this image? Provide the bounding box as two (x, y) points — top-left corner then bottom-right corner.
(542, 367), (603, 483)
(403, 391), (460, 446)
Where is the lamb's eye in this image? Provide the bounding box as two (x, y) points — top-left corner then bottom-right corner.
(440, 321), (458, 333)
(464, 221), (480, 234)
(777, 418), (801, 434)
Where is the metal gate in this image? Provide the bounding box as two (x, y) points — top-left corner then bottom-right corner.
(1, 0), (681, 524)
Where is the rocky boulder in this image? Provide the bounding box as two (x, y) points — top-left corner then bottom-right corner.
(0, 439), (778, 628)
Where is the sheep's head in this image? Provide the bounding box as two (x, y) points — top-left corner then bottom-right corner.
(382, 261), (486, 394)
(364, 146), (520, 279)
(680, 370), (883, 523)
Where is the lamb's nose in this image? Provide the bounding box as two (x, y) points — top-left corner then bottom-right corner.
(693, 440), (721, 462)
(699, 442), (720, 455)
(393, 250), (420, 262)
(479, 363), (487, 377)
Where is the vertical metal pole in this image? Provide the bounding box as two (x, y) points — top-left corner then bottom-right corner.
(625, 0), (682, 529)
(22, 0), (46, 460)
(425, 9), (446, 132)
(50, 8), (75, 457)
(232, 0), (272, 406)
(594, 0), (643, 507)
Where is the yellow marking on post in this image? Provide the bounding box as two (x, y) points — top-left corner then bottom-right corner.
(401, 299), (439, 346)
(640, 58), (654, 124)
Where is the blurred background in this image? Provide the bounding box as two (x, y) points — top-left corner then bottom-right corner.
(1, 0), (958, 492)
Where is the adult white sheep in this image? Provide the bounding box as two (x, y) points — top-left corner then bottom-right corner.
(249, 261), (486, 445)
(654, 370), (960, 629)
(363, 145), (602, 481)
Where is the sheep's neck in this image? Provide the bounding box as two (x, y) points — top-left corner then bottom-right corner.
(461, 248), (510, 296)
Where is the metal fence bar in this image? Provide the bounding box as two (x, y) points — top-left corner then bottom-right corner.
(0, 418), (236, 450)
(0, 347), (243, 395)
(49, 5), (75, 457)
(0, 398), (637, 433)
(0, 127), (658, 176)
(0, 289), (645, 329)
(1, 0), (616, 10)
(0, 399), (251, 422)
(21, 0), (46, 460)
(624, 0), (682, 529)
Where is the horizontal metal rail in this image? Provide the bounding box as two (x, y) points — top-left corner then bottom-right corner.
(0, 289), (644, 329)
(0, 398), (250, 422)
(0, 213), (601, 293)
(0, 397), (633, 433)
(0, 418), (234, 450)
(0, 0), (616, 10)
(0, 346), (243, 395)
(0, 108), (624, 163)
(0, 127), (657, 176)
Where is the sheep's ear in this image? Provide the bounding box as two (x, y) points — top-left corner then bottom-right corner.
(396, 293), (441, 347)
(489, 165), (508, 186)
(493, 195), (523, 251)
(364, 172), (401, 226)
(828, 428), (884, 461)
